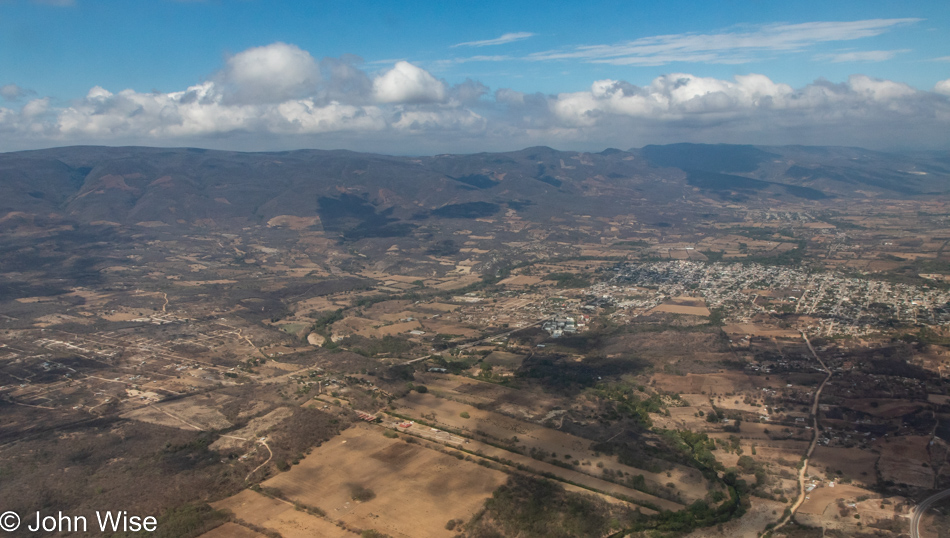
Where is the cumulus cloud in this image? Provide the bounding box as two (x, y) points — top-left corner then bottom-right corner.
(20, 97), (50, 118)
(391, 108), (485, 132)
(546, 72), (950, 133)
(528, 19), (921, 65)
(452, 32), (535, 48)
(218, 42), (321, 104)
(372, 61), (446, 104)
(0, 51), (474, 147)
(538, 73), (950, 150)
(847, 74), (916, 100)
(52, 82), (388, 138)
(1, 41), (948, 153)
(551, 73), (798, 125)
(450, 79), (490, 104)
(319, 54), (374, 104)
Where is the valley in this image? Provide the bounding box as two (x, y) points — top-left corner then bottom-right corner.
(0, 144), (949, 537)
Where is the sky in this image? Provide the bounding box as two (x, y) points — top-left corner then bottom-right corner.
(0, 0), (949, 154)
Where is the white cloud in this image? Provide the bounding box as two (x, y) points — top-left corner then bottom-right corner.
(0, 50), (475, 144)
(272, 100), (386, 133)
(219, 42), (321, 104)
(372, 61), (446, 104)
(20, 97), (50, 118)
(528, 19), (921, 65)
(527, 73), (950, 151)
(52, 81), (390, 138)
(933, 56), (950, 62)
(1, 41), (948, 153)
(542, 73), (950, 152)
(814, 49), (908, 63)
(452, 32), (535, 48)
(847, 74), (916, 100)
(552, 73), (798, 125)
(391, 108), (485, 132)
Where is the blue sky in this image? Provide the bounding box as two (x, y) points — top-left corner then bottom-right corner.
(0, 0), (948, 153)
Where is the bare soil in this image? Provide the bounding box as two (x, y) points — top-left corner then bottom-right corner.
(261, 424), (507, 538)
(211, 489), (351, 538)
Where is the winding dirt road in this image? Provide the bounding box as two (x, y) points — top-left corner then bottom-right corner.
(767, 332), (833, 535)
(245, 438), (274, 482)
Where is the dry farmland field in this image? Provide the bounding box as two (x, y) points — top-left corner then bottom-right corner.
(259, 424), (508, 538)
(211, 489), (353, 538)
(393, 391), (710, 505)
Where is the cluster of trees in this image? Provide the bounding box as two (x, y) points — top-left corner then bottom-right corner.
(0, 418), (254, 538)
(338, 335), (414, 358)
(426, 354), (475, 374)
(466, 475), (639, 538)
(308, 309), (343, 342)
(145, 504), (231, 538)
(741, 240), (808, 267)
(592, 383), (666, 427)
(542, 272), (591, 288)
(659, 429), (721, 475)
(263, 407), (348, 471)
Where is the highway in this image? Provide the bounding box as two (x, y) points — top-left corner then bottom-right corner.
(911, 488), (950, 538)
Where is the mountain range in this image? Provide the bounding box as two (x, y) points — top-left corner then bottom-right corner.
(1, 143), (948, 239)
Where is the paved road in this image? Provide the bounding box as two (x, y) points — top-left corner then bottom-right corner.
(911, 488), (950, 538)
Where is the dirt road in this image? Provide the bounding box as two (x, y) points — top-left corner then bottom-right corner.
(245, 438), (274, 482)
(767, 332), (832, 535)
(402, 319), (544, 365)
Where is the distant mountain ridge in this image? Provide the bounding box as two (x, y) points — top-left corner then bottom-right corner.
(1, 144), (947, 238)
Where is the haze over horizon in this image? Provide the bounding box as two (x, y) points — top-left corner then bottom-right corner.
(1, 0), (949, 154)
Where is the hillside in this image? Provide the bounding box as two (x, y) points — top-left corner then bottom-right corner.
(1, 144), (947, 240)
